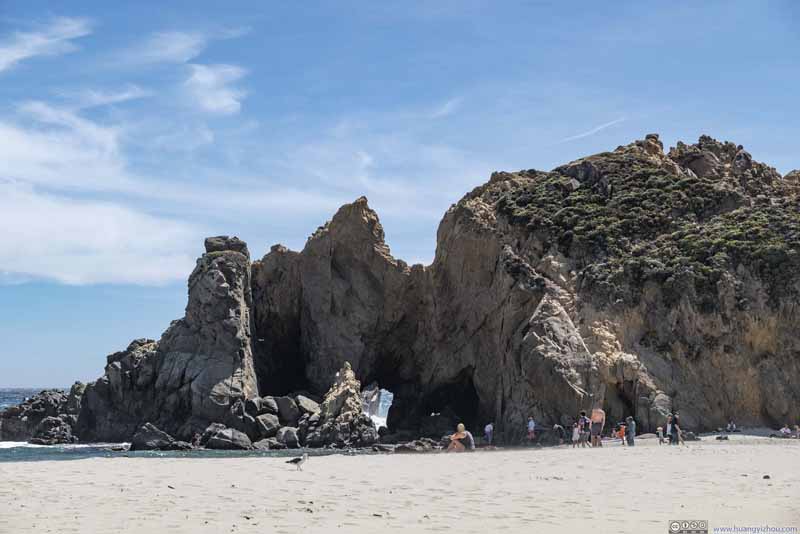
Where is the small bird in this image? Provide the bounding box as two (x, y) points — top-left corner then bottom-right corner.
(286, 453), (309, 471)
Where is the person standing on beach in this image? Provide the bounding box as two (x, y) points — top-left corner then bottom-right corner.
(590, 407), (606, 447)
(527, 417), (536, 444)
(625, 416), (636, 446)
(666, 414), (674, 444)
(671, 413), (682, 445)
(578, 411), (591, 447)
(616, 422), (626, 445)
(553, 423), (566, 445)
(571, 422), (580, 448)
(484, 422), (494, 446)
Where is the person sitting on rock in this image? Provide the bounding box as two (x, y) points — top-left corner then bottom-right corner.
(726, 419), (736, 433)
(447, 423), (475, 452)
(779, 424), (792, 438)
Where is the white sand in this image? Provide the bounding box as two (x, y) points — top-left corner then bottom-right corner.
(1, 435), (797, 534)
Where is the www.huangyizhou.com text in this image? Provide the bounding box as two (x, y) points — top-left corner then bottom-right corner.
(713, 526), (798, 533)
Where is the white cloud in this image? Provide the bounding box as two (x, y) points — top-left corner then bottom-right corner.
(184, 64), (247, 115)
(557, 117), (626, 143)
(0, 17), (91, 73)
(0, 182), (198, 285)
(123, 27), (249, 65)
(430, 97), (463, 119)
(0, 103), (133, 192)
(130, 31), (207, 64)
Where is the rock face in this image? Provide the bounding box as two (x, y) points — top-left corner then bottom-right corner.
(250, 136), (800, 439)
(4, 135), (798, 446)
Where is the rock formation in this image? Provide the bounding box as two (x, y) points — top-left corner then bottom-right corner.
(303, 362), (378, 448)
(2, 134), (798, 446)
(0, 385), (83, 443)
(76, 235), (259, 442)
(249, 134), (799, 439)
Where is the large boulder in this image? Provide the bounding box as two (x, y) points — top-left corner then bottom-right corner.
(276, 426), (300, 449)
(130, 423), (192, 451)
(254, 413), (280, 439)
(253, 437), (286, 450)
(260, 397), (279, 415)
(204, 426), (253, 450)
(295, 395), (320, 416)
(29, 416), (78, 446)
(275, 397), (300, 426)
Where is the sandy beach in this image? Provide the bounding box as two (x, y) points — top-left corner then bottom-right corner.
(1, 435), (797, 534)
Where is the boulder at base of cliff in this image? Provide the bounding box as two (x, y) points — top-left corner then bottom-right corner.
(203, 425), (253, 450)
(295, 395), (320, 416)
(276, 426), (300, 448)
(130, 423), (192, 451)
(275, 397), (301, 427)
(253, 438), (286, 450)
(29, 416), (79, 446)
(254, 413), (280, 439)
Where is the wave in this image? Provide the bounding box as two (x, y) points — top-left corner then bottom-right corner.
(0, 441), (126, 450)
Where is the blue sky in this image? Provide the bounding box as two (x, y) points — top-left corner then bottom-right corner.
(1, 1), (798, 387)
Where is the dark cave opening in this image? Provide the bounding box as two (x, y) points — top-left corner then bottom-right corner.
(603, 380), (638, 429)
(422, 372), (481, 431)
(385, 368), (482, 437)
(252, 338), (309, 396)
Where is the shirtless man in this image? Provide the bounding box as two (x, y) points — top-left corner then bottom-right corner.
(590, 407), (606, 447)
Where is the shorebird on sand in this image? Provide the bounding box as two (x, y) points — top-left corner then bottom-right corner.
(286, 453), (309, 471)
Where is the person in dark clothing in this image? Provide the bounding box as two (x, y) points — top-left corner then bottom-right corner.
(670, 414), (682, 445)
(625, 416), (636, 446)
(552, 424), (566, 445)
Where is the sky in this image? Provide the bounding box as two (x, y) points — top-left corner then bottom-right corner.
(1, 1), (798, 387)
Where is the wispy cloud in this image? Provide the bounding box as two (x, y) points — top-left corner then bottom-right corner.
(68, 84), (151, 109)
(556, 117), (626, 143)
(128, 31), (206, 64)
(430, 97), (463, 119)
(0, 182), (198, 285)
(122, 27), (249, 65)
(184, 63), (247, 115)
(0, 17), (91, 73)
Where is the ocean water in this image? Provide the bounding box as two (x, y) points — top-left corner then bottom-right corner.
(0, 387), (50, 410)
